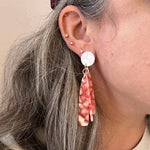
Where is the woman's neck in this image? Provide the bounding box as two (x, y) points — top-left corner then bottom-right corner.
(95, 101), (146, 150)
(92, 66), (147, 150)
(98, 114), (146, 150)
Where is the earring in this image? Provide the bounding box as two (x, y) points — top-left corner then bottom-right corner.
(70, 41), (73, 45)
(78, 51), (96, 126)
(80, 50), (84, 53)
(65, 34), (69, 38)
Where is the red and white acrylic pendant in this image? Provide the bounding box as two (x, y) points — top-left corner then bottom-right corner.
(78, 52), (96, 126)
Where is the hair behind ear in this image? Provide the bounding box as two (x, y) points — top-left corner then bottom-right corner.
(0, 0), (106, 150)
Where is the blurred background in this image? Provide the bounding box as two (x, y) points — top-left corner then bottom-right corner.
(0, 0), (51, 94)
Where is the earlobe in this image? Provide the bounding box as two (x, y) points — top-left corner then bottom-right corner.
(58, 5), (92, 57)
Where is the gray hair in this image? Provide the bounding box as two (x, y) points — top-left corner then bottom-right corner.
(0, 0), (106, 149)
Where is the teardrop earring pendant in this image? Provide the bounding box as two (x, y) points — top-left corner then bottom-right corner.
(78, 51), (96, 126)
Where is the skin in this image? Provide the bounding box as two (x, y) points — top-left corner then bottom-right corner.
(59, 0), (150, 149)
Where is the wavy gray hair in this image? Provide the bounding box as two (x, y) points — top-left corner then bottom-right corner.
(0, 0), (106, 149)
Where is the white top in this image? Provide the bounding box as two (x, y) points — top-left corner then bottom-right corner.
(133, 124), (150, 150)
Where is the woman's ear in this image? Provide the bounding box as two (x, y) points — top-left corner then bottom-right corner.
(58, 5), (94, 57)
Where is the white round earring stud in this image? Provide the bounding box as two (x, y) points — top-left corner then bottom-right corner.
(81, 51), (95, 67)
(80, 50), (84, 53)
(70, 41), (73, 45)
(65, 34), (69, 38)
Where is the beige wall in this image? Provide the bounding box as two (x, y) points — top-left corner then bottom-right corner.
(0, 0), (51, 93)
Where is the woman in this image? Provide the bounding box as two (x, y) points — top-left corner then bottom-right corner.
(0, 0), (150, 149)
